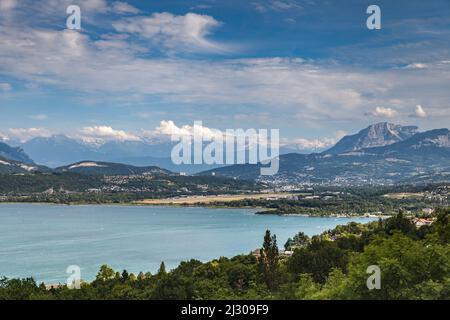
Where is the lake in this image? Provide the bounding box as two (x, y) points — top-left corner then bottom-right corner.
(0, 204), (376, 283)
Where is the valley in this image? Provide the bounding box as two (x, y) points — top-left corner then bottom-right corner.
(1, 122), (449, 217)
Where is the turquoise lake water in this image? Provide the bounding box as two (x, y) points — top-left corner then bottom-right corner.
(0, 204), (376, 283)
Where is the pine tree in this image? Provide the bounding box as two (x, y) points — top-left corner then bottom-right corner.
(259, 230), (279, 289)
(158, 261), (167, 276)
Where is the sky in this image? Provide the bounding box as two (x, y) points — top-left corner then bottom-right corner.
(0, 0), (449, 149)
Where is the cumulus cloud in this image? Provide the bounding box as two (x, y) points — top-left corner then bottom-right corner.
(149, 120), (343, 152)
(145, 120), (278, 154)
(0, 0), (17, 11)
(403, 63), (428, 70)
(111, 1), (140, 14)
(152, 120), (192, 137)
(77, 126), (141, 143)
(5, 128), (52, 142)
(369, 107), (399, 118)
(112, 12), (225, 53)
(150, 120), (226, 141)
(253, 0), (302, 13)
(413, 105), (428, 118)
(287, 130), (346, 151)
(290, 137), (335, 150)
(78, 0), (109, 12)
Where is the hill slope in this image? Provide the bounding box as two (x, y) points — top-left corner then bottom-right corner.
(0, 156), (50, 174)
(0, 142), (34, 164)
(55, 161), (172, 176)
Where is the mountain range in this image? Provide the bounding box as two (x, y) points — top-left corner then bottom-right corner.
(17, 135), (221, 174)
(4, 134), (323, 171)
(199, 123), (450, 185)
(1, 122), (450, 185)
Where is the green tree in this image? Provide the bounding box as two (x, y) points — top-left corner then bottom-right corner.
(158, 262), (167, 276)
(383, 211), (416, 237)
(294, 274), (320, 299)
(285, 232), (310, 250)
(339, 233), (450, 300)
(288, 238), (348, 284)
(432, 209), (450, 244)
(258, 230), (279, 289)
(121, 270), (129, 281)
(95, 265), (115, 281)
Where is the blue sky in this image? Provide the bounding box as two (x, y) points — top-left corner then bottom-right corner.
(0, 0), (449, 149)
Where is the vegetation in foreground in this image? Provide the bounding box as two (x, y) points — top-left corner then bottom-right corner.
(1, 209), (449, 300)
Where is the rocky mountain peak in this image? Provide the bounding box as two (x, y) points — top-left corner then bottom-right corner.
(324, 122), (418, 154)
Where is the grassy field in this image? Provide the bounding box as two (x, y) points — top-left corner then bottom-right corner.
(383, 192), (425, 199)
(134, 193), (295, 205)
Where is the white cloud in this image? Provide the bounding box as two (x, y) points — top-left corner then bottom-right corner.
(413, 105), (428, 118)
(149, 120), (345, 152)
(150, 120), (224, 141)
(290, 138), (335, 150)
(152, 120), (192, 137)
(112, 12), (225, 53)
(370, 107), (398, 118)
(0, 7), (449, 127)
(271, 0), (301, 10)
(146, 120), (277, 153)
(287, 131), (346, 151)
(77, 126), (141, 142)
(5, 128), (52, 142)
(0, 0), (17, 11)
(0, 121), (347, 153)
(79, 0), (109, 12)
(403, 63), (428, 70)
(253, 0), (302, 12)
(0, 82), (12, 91)
(111, 1), (140, 14)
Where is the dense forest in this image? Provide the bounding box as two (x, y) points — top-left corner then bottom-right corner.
(1, 209), (449, 300)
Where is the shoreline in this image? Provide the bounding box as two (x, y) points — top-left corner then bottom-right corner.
(0, 200), (390, 218)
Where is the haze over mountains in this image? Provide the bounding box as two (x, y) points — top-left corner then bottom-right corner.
(15, 135), (222, 173)
(8, 133), (300, 173)
(1, 122), (450, 186)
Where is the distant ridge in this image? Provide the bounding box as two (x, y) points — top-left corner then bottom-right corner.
(4, 123), (450, 185)
(0, 142), (34, 164)
(0, 156), (49, 174)
(199, 123), (450, 185)
(55, 161), (172, 176)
